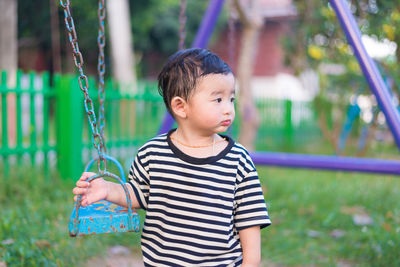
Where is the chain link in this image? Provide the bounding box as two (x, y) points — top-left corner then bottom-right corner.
(59, 0), (107, 173)
(97, 0), (107, 155)
(179, 0), (187, 50)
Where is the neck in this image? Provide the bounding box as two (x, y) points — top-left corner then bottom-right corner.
(171, 128), (227, 157)
(175, 128), (219, 147)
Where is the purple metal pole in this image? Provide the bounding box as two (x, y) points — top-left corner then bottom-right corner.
(330, 0), (400, 151)
(249, 1), (400, 176)
(158, 0), (226, 135)
(251, 152), (400, 175)
(191, 0), (226, 48)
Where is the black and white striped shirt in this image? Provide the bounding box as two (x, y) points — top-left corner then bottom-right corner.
(128, 130), (271, 266)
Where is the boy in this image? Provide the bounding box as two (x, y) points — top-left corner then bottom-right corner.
(73, 48), (271, 266)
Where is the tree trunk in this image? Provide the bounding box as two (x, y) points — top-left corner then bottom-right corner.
(106, 0), (137, 93)
(237, 25), (260, 151)
(106, 0), (136, 142)
(0, 0), (18, 146)
(49, 0), (62, 73)
(233, 0), (262, 151)
(0, 0), (17, 72)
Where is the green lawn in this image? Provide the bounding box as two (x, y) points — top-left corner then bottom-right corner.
(1, 165), (399, 266)
(0, 169), (144, 266)
(259, 167), (400, 266)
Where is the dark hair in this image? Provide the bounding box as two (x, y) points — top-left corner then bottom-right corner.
(158, 48), (232, 116)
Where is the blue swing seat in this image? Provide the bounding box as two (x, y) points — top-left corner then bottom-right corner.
(69, 199), (140, 236)
(69, 155), (140, 236)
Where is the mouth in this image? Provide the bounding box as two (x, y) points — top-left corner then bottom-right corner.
(221, 119), (232, 126)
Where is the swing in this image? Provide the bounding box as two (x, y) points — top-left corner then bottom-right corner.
(60, 0), (189, 236)
(60, 0), (140, 236)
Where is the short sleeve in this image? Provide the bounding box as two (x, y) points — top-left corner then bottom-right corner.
(234, 170), (271, 231)
(128, 153), (150, 209)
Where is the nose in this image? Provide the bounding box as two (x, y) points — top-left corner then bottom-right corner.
(223, 100), (234, 115)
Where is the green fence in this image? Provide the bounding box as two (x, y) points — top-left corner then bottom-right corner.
(0, 70), (164, 180)
(254, 98), (321, 151)
(53, 74), (164, 180)
(0, 70), (56, 178)
(0, 70), (321, 180)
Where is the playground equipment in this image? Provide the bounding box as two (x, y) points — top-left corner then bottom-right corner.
(62, 0), (400, 236)
(338, 61), (399, 155)
(69, 155), (137, 236)
(157, 0), (400, 175)
(337, 100), (362, 154)
(60, 0), (225, 236)
(60, 0), (140, 236)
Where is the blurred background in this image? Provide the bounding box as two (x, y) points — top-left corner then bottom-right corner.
(1, 0), (400, 266)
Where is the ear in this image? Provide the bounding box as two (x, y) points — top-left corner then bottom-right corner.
(170, 96), (187, 119)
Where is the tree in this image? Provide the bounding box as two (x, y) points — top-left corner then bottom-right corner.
(107, 0), (137, 92)
(284, 0), (400, 155)
(16, 1), (213, 77)
(0, 0), (18, 146)
(49, 0), (62, 73)
(130, 0), (210, 76)
(233, 0), (263, 151)
(1, 0), (18, 74)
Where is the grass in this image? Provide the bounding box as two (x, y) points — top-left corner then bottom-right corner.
(1, 164), (399, 266)
(259, 167), (400, 266)
(0, 169), (144, 266)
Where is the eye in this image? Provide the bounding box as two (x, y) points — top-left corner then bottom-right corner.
(215, 98), (222, 103)
(230, 97), (235, 103)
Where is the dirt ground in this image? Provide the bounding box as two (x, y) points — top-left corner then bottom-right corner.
(86, 255), (144, 267)
(86, 246), (353, 267)
(86, 246), (144, 267)
(85, 246), (278, 267)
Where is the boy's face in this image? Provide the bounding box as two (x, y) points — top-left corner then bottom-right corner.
(186, 73), (235, 134)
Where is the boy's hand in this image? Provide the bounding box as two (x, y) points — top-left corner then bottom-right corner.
(72, 172), (109, 207)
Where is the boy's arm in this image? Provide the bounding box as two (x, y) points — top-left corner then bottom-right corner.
(73, 172), (141, 209)
(239, 226), (261, 267)
(105, 180), (141, 209)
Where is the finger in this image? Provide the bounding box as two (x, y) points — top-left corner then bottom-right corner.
(73, 195), (85, 204)
(72, 187), (87, 195)
(76, 180), (89, 188)
(82, 198), (89, 207)
(79, 172), (91, 181)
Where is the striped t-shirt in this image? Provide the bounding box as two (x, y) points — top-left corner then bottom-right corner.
(128, 130), (271, 266)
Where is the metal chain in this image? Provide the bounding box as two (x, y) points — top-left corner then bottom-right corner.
(59, 0), (107, 173)
(179, 0), (187, 50)
(97, 0), (107, 154)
